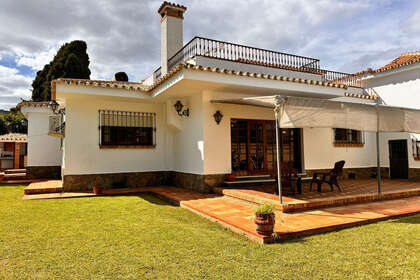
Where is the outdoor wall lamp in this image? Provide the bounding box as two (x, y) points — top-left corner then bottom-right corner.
(213, 110), (223, 125)
(174, 100), (190, 117)
(49, 100), (65, 115)
(49, 100), (59, 113)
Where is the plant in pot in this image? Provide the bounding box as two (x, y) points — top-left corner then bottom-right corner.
(254, 203), (276, 236)
(226, 174), (236, 182)
(93, 186), (104, 195)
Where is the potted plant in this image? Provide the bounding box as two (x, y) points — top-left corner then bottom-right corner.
(254, 203), (276, 236)
(93, 186), (104, 195)
(226, 174), (236, 182)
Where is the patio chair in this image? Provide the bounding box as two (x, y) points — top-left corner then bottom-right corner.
(310, 160), (345, 192)
(275, 162), (298, 195)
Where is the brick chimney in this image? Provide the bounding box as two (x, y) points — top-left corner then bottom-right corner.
(158, 2), (187, 76)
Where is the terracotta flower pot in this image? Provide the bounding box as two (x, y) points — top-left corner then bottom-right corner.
(93, 186), (104, 195)
(254, 213), (275, 236)
(226, 175), (236, 182)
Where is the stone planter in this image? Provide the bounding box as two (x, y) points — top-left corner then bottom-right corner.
(93, 186), (104, 195)
(254, 213), (275, 236)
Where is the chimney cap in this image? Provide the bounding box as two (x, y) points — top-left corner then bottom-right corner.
(158, 1), (187, 18)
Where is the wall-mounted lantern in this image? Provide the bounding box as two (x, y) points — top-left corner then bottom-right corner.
(49, 100), (65, 115)
(174, 100), (190, 117)
(49, 100), (59, 114)
(213, 110), (223, 125)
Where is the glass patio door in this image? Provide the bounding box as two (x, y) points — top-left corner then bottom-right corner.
(231, 119), (302, 176)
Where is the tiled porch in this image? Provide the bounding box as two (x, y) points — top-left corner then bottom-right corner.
(214, 179), (420, 212)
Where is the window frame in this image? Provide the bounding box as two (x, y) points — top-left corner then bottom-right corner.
(333, 128), (364, 147)
(98, 110), (156, 149)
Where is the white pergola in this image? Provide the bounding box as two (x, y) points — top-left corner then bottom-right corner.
(213, 95), (420, 203)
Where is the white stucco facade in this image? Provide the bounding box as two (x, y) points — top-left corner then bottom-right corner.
(21, 107), (62, 167)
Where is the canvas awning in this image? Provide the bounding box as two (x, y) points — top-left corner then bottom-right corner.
(214, 95), (420, 133)
(212, 95), (420, 203)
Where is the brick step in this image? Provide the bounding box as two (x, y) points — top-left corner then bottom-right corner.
(4, 173), (27, 180)
(24, 185), (63, 195)
(224, 178), (276, 187)
(213, 186), (420, 213)
(5, 169), (26, 174)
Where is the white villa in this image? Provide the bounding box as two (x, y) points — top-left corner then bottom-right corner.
(19, 2), (420, 193)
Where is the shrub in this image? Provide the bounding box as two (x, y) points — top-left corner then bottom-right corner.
(254, 203), (276, 215)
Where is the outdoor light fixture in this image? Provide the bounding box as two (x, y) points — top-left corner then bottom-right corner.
(49, 100), (59, 114)
(213, 110), (223, 125)
(174, 100), (189, 117)
(49, 100), (65, 115)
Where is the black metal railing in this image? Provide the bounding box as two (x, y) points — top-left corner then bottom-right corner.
(166, 36), (320, 74)
(98, 110), (156, 147)
(322, 70), (362, 88)
(154, 67), (162, 80)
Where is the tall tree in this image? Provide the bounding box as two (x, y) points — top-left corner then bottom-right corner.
(31, 40), (91, 101)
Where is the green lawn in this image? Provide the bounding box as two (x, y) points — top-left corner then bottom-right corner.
(1, 185), (419, 280)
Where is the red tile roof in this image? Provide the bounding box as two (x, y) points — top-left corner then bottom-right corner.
(377, 51), (420, 72)
(355, 51), (420, 77)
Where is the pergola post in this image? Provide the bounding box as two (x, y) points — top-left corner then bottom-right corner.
(376, 104), (382, 195)
(274, 97), (283, 204)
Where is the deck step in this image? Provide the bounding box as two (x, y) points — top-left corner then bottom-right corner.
(24, 182), (63, 195)
(235, 174), (271, 180)
(4, 173), (26, 180)
(224, 176), (276, 187)
(5, 169), (26, 174)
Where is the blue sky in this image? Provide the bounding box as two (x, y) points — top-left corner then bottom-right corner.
(1, 0), (419, 110)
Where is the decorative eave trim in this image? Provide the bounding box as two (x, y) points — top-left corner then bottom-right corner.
(16, 101), (51, 109)
(51, 63), (352, 99)
(344, 93), (377, 100)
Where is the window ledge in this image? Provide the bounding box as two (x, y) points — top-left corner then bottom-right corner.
(100, 145), (156, 149)
(334, 143), (364, 147)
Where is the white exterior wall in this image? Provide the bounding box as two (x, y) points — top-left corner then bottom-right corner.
(161, 15), (183, 75)
(194, 56), (323, 81)
(303, 128), (377, 170)
(172, 94), (205, 174)
(63, 95), (173, 175)
(25, 111), (62, 167)
(202, 91), (276, 175)
(364, 66), (420, 169)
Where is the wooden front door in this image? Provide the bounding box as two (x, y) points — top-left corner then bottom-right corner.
(231, 119), (302, 176)
(389, 140), (409, 179)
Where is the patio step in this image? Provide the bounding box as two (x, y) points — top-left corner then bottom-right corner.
(224, 175), (276, 187)
(3, 172), (27, 181)
(5, 168), (26, 174)
(24, 181), (63, 195)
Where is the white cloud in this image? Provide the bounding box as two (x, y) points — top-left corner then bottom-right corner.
(1, 0), (420, 109)
(0, 65), (32, 109)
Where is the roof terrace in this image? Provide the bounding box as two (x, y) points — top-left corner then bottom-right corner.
(154, 36), (362, 88)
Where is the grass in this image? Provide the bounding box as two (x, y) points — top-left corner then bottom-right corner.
(1, 185), (419, 280)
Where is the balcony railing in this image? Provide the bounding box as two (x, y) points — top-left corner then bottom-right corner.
(164, 36), (320, 75)
(154, 67), (162, 80)
(322, 70), (362, 88)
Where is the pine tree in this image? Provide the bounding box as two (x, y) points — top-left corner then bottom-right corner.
(31, 40), (91, 101)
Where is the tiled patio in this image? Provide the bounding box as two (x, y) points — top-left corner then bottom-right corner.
(214, 179), (420, 212)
